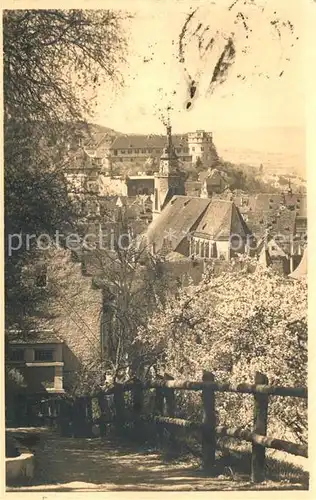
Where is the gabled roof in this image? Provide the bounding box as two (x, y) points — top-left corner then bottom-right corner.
(245, 193), (306, 215)
(193, 200), (251, 241)
(199, 168), (228, 186)
(145, 196), (210, 252)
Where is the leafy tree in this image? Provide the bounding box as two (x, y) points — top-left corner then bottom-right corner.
(80, 208), (171, 387)
(136, 259), (307, 444)
(4, 9), (128, 328)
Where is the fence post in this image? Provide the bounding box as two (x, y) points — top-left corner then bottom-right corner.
(163, 374), (177, 452)
(113, 383), (125, 435)
(97, 392), (109, 437)
(251, 372), (269, 483)
(154, 378), (165, 448)
(85, 397), (93, 437)
(201, 370), (216, 473)
(131, 377), (144, 442)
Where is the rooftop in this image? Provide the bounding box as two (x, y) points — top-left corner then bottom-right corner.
(7, 329), (63, 344)
(194, 200), (251, 240)
(110, 134), (189, 151)
(145, 196), (211, 253)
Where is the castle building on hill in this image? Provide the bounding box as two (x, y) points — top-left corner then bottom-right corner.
(83, 129), (218, 171)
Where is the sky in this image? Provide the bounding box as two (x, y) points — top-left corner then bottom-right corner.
(93, 0), (305, 136)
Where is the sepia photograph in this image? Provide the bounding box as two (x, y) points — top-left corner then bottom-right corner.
(3, 0), (309, 493)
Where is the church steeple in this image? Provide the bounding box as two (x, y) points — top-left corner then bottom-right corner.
(152, 123), (185, 220)
(159, 124), (179, 175)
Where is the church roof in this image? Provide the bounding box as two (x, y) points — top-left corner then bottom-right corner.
(193, 200), (251, 241)
(145, 196), (210, 253)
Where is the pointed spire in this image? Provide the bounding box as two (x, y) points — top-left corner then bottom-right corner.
(258, 245), (271, 268)
(166, 124), (172, 153)
(200, 180), (208, 198)
(159, 122), (179, 175)
(289, 247), (307, 279)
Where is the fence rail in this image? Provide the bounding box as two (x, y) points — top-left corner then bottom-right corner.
(103, 380), (307, 398)
(101, 371), (307, 483)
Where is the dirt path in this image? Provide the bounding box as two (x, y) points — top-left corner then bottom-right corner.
(6, 428), (306, 492)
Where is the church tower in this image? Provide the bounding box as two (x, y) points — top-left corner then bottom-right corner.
(152, 125), (185, 220)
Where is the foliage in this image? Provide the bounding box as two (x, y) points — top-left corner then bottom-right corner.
(4, 9), (127, 123)
(91, 240), (171, 385)
(217, 159), (280, 193)
(4, 9), (128, 328)
(136, 259), (307, 444)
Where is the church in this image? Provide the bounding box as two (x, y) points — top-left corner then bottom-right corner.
(145, 125), (253, 261)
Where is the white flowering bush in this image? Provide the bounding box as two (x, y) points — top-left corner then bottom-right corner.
(136, 261), (307, 444)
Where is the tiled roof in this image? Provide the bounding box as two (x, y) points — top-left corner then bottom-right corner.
(240, 193), (306, 214)
(7, 330), (63, 344)
(245, 208), (297, 241)
(193, 200), (251, 240)
(110, 134), (189, 151)
(145, 196), (211, 252)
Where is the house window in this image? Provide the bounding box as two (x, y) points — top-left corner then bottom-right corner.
(192, 147), (195, 152)
(141, 149), (146, 153)
(120, 150), (125, 154)
(201, 147), (204, 151)
(135, 149), (139, 153)
(34, 349), (54, 361)
(9, 349), (24, 361)
(36, 265), (48, 288)
(128, 149), (132, 153)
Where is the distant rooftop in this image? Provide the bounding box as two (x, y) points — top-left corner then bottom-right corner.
(7, 329), (63, 344)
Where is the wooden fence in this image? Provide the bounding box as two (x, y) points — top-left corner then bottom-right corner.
(101, 371), (307, 483)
